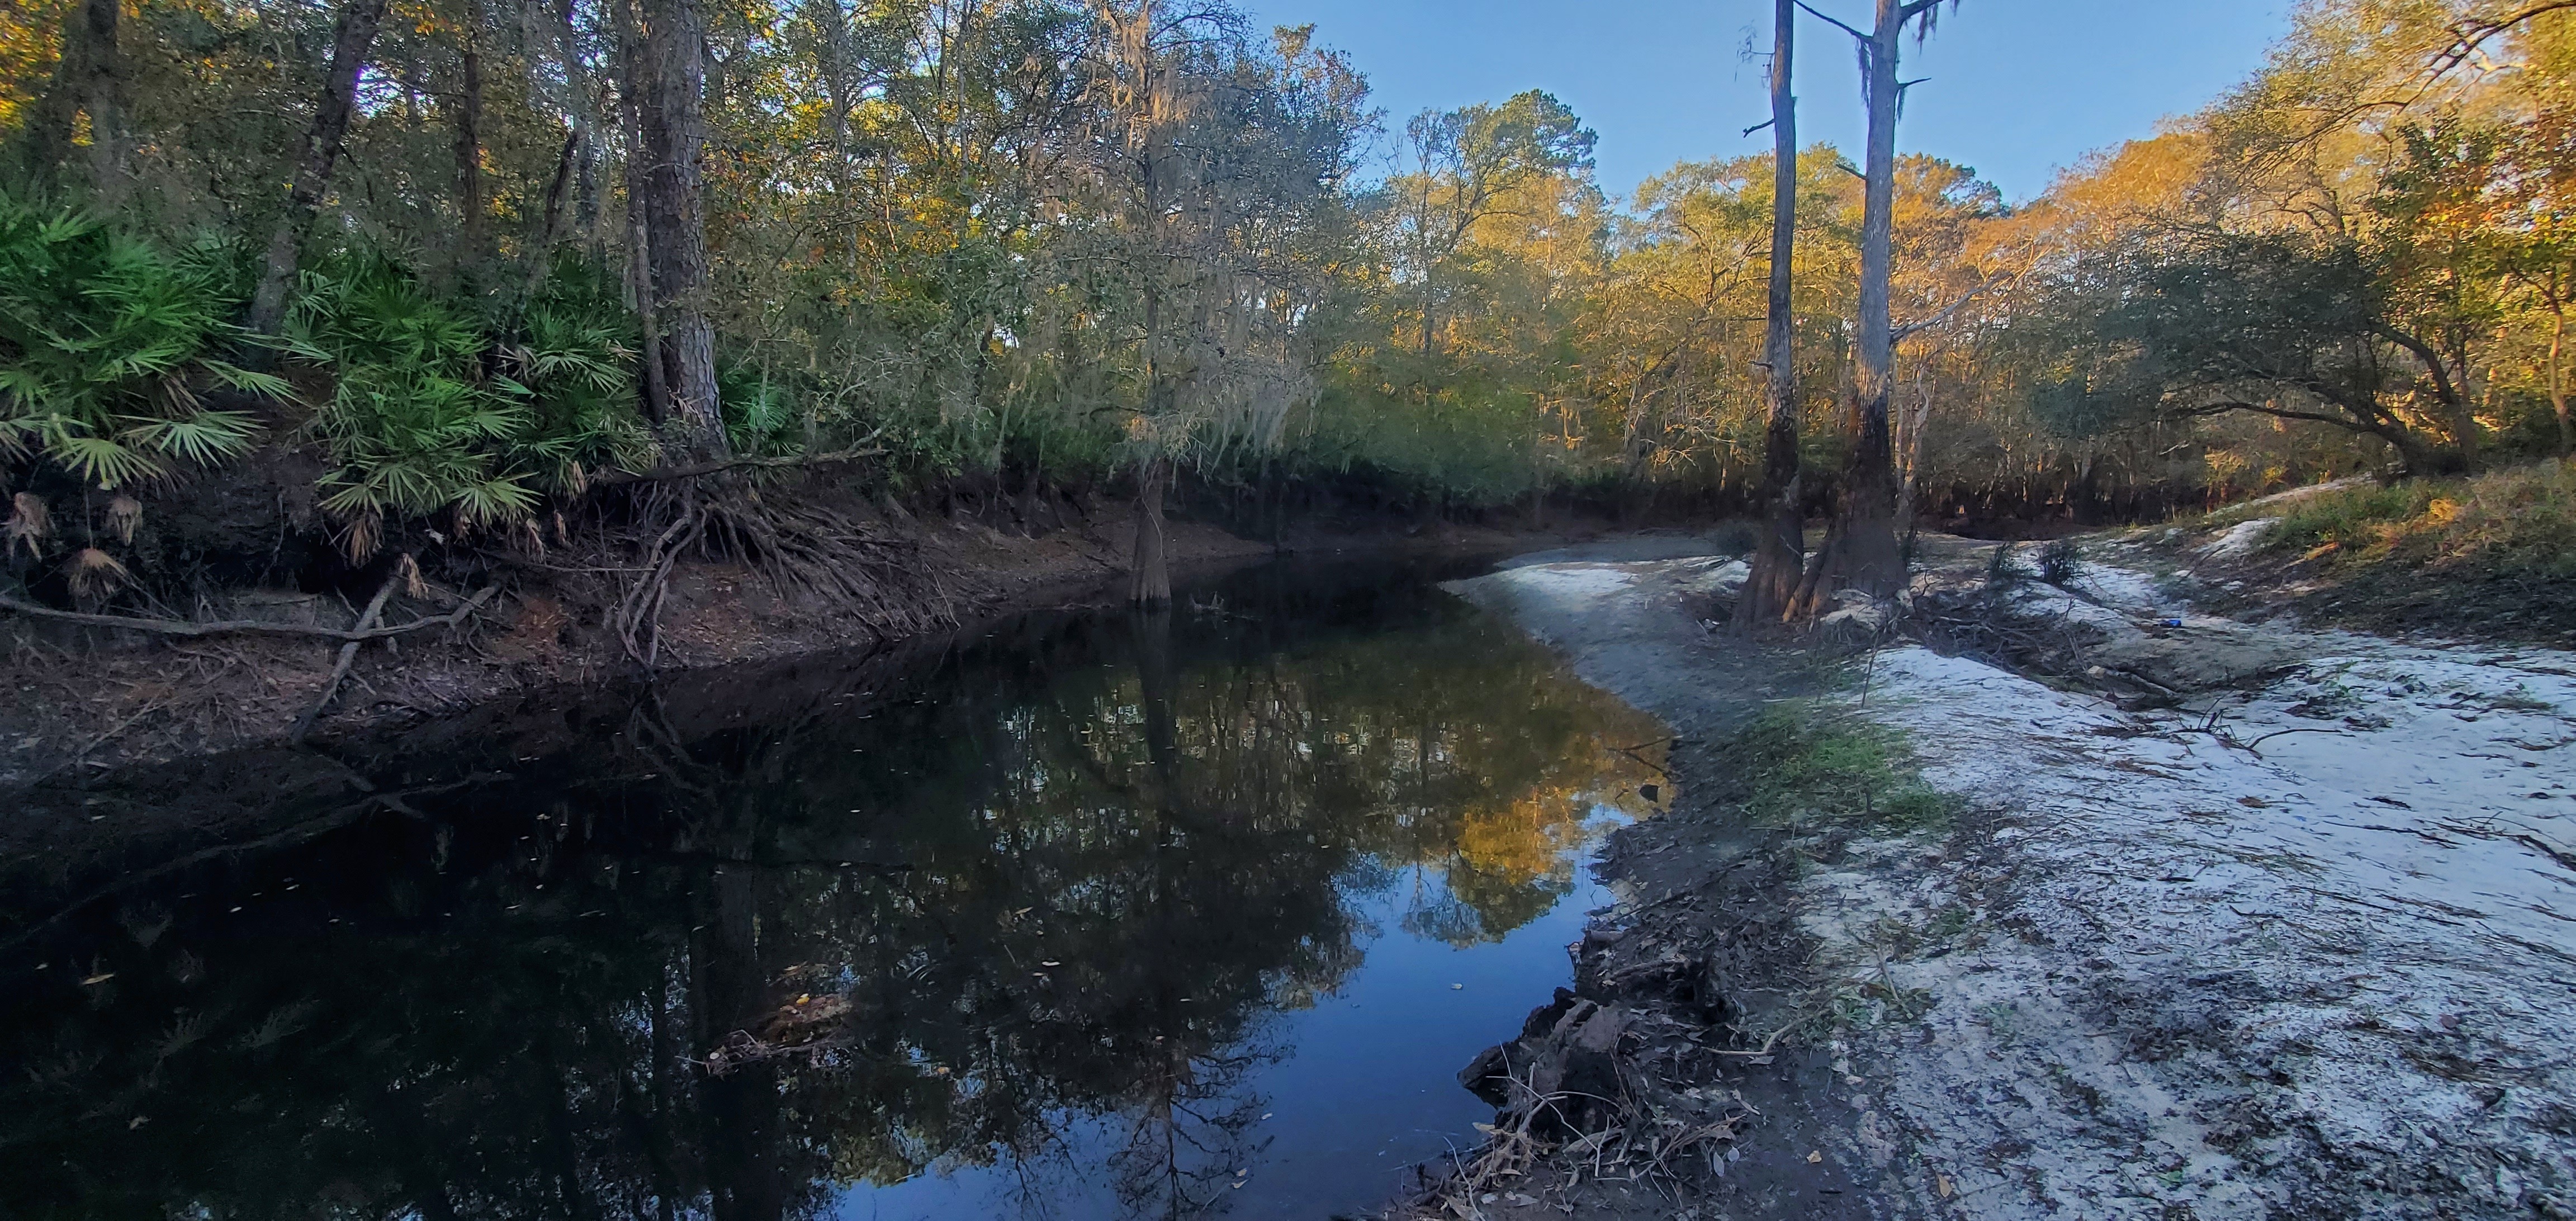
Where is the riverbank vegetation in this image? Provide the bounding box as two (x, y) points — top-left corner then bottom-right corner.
(2188, 456), (2576, 640)
(3, 0), (2574, 627)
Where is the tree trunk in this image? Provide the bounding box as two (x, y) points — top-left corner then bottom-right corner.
(453, 0), (489, 281)
(1737, 0), (1804, 630)
(635, 0), (727, 462)
(249, 0), (394, 335)
(1129, 456), (1172, 605)
(1791, 0), (1911, 618)
(22, 0), (123, 198)
(523, 125), (581, 299)
(2553, 305), (2572, 456)
(556, 0), (603, 250)
(808, 0), (855, 193)
(1895, 366), (1931, 538)
(614, 0), (667, 423)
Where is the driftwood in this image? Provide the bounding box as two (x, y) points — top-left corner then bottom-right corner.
(0, 586), (500, 642)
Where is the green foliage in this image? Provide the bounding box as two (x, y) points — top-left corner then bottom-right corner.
(1722, 706), (1957, 833)
(0, 198), (272, 489)
(289, 254), (644, 548)
(2039, 536), (2083, 585)
(2247, 459), (2576, 580)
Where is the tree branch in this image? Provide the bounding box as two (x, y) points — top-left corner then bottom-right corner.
(0, 586), (501, 641)
(2370, 323), (2464, 408)
(1893, 269), (2010, 340)
(2431, 2), (2576, 81)
(291, 570), (399, 744)
(1793, 0), (1871, 44)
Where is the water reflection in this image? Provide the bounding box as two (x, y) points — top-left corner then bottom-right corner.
(0, 562), (1664, 1220)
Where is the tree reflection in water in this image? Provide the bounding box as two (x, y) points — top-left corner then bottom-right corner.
(0, 561), (1665, 1220)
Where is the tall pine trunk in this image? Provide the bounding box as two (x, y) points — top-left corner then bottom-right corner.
(634, 0), (727, 462)
(1792, 0), (1912, 617)
(1737, 0), (1804, 628)
(249, 0), (394, 335)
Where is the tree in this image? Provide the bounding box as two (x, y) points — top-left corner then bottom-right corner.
(19, 0), (124, 200)
(1791, 0), (1958, 617)
(1091, 5), (1365, 603)
(1739, 0), (1805, 627)
(1390, 91), (1595, 360)
(247, 0), (393, 336)
(632, 0), (726, 462)
(2027, 229), (2487, 476)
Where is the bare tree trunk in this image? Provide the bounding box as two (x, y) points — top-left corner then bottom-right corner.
(1129, 456), (1172, 605)
(1737, 0), (1803, 630)
(2553, 304), (2572, 456)
(636, 0), (727, 461)
(523, 125), (580, 299)
(249, 0), (394, 335)
(1792, 0), (1917, 617)
(614, 0), (667, 423)
(557, 0), (603, 250)
(1895, 366), (1932, 539)
(454, 0), (489, 282)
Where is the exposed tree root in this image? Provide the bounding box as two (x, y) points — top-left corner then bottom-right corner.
(608, 482), (955, 666)
(0, 586), (500, 642)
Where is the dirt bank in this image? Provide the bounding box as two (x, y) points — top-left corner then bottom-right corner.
(0, 506), (1617, 788)
(1421, 537), (2576, 1219)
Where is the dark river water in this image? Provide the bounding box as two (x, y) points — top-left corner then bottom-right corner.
(0, 559), (1669, 1220)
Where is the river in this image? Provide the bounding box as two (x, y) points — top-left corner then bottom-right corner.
(0, 558), (1670, 1220)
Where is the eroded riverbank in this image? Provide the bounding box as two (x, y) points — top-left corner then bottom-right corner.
(1431, 538), (2576, 1219)
(0, 510), (1632, 789)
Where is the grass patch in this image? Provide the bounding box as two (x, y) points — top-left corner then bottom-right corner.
(1720, 706), (1959, 834)
(2202, 459), (2576, 645)
(2246, 459), (2576, 580)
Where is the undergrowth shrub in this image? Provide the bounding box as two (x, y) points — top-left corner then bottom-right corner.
(0, 198), (277, 490)
(288, 254), (645, 557)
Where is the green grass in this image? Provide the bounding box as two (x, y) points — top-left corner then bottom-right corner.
(2245, 458), (2576, 581)
(1721, 706), (1959, 834)
(2197, 459), (2576, 644)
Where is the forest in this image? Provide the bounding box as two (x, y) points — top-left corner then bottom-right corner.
(2, 0), (2573, 627)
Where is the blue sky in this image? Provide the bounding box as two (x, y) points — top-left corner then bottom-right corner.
(1238, 0), (2293, 205)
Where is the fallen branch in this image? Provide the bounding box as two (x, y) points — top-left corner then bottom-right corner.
(291, 572), (398, 744)
(0, 586), (499, 642)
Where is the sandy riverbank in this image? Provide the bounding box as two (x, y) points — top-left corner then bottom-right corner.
(1424, 534), (2576, 1219)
